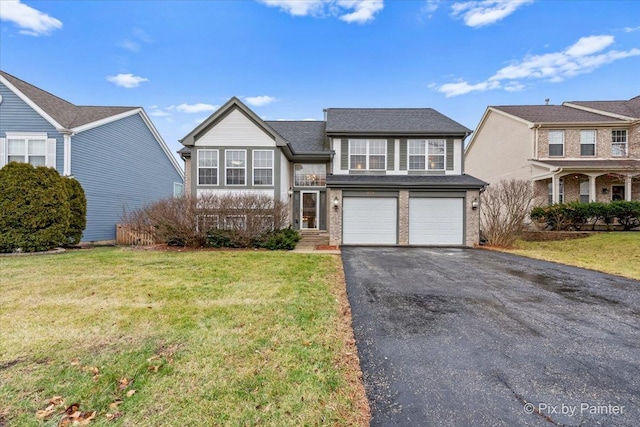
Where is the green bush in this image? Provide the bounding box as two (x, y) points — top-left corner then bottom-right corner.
(530, 201), (640, 231)
(206, 229), (244, 248)
(62, 176), (87, 245)
(253, 227), (301, 250)
(0, 163), (71, 252)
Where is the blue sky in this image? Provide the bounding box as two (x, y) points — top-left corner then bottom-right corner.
(1, 0), (639, 161)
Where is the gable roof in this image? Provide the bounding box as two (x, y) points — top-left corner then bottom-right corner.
(0, 70), (137, 129)
(265, 121), (327, 153)
(491, 105), (624, 124)
(325, 108), (471, 135)
(563, 95), (640, 120)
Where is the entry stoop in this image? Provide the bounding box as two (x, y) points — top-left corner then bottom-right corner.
(298, 230), (330, 247)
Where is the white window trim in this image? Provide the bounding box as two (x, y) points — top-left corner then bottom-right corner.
(253, 214), (275, 232)
(579, 130), (596, 157)
(408, 139), (446, 171)
(611, 129), (628, 157)
(196, 214), (219, 232)
(225, 149), (247, 186)
(253, 150), (274, 186)
(548, 130), (564, 157)
(294, 163), (327, 187)
(197, 149), (219, 186)
(348, 139), (387, 171)
(224, 214), (247, 230)
(4, 132), (51, 167)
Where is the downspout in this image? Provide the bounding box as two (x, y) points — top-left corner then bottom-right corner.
(533, 124), (541, 160)
(61, 130), (74, 177)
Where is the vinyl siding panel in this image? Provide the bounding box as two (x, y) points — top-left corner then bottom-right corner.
(72, 113), (183, 241)
(195, 109), (276, 147)
(0, 82), (64, 172)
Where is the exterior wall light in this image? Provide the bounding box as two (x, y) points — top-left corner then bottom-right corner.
(288, 188), (293, 198)
(333, 196), (339, 210)
(471, 198), (479, 210)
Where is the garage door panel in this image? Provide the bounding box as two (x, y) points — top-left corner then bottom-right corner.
(343, 197), (397, 245)
(409, 198), (463, 245)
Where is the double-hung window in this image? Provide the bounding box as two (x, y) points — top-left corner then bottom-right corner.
(548, 179), (564, 205)
(349, 139), (386, 170)
(580, 179), (590, 203)
(548, 130), (564, 157)
(253, 150), (273, 186)
(580, 130), (596, 156)
(198, 149), (218, 185)
(225, 150), (246, 185)
(611, 130), (627, 157)
(7, 136), (47, 166)
(408, 139), (445, 170)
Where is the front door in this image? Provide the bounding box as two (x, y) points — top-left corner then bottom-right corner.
(612, 185), (625, 201)
(301, 191), (318, 229)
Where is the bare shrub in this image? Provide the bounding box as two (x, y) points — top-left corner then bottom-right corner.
(481, 179), (535, 247)
(122, 193), (290, 247)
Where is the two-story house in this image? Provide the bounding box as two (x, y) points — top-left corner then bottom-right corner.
(465, 96), (640, 205)
(179, 97), (486, 246)
(0, 70), (184, 242)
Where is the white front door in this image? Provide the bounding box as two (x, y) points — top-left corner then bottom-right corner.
(301, 191), (319, 229)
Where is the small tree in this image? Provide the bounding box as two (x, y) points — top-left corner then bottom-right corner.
(481, 179), (534, 247)
(62, 176), (87, 245)
(0, 163), (71, 252)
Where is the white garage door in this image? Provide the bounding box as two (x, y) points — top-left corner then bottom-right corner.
(409, 198), (463, 245)
(343, 197), (397, 245)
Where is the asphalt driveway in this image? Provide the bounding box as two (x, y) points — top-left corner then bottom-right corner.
(342, 247), (640, 426)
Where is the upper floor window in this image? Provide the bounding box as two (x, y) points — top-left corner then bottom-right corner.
(408, 139), (446, 170)
(580, 130), (596, 156)
(294, 164), (326, 187)
(253, 150), (273, 186)
(198, 149), (218, 185)
(7, 136), (47, 166)
(548, 130), (564, 157)
(349, 139), (386, 170)
(611, 130), (627, 157)
(225, 150), (246, 185)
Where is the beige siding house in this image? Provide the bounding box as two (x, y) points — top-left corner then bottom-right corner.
(465, 96), (640, 205)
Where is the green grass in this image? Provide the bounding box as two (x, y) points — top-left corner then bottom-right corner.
(0, 248), (368, 426)
(504, 232), (640, 280)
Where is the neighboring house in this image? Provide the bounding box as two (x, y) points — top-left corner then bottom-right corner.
(179, 97), (485, 246)
(465, 96), (640, 205)
(0, 70), (184, 242)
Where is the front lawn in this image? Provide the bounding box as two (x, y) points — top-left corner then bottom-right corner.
(0, 248), (368, 426)
(505, 232), (640, 280)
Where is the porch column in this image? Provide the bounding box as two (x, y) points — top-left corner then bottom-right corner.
(552, 175), (560, 204)
(589, 175), (597, 202)
(625, 175), (632, 201)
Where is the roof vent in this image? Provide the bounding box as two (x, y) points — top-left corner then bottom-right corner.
(545, 98), (550, 105)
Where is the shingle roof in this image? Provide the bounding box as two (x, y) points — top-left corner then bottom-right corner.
(0, 70), (137, 128)
(265, 121), (327, 153)
(325, 108), (471, 134)
(533, 159), (640, 169)
(492, 105), (624, 123)
(326, 174), (486, 188)
(565, 95), (640, 119)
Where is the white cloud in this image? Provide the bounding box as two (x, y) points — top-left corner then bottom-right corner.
(120, 28), (152, 52)
(174, 103), (219, 113)
(148, 108), (172, 117)
(451, 0), (533, 28)
(106, 73), (149, 88)
(257, 0), (383, 23)
(623, 26), (640, 33)
(422, 0), (440, 16)
(121, 40), (140, 52)
(435, 35), (640, 97)
(0, 0), (62, 36)
(245, 96), (277, 107)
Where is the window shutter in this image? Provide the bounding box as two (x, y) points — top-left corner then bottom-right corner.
(0, 138), (5, 168)
(46, 138), (57, 169)
(399, 139), (407, 170)
(446, 139), (454, 171)
(340, 139), (348, 170)
(387, 139), (394, 170)
(293, 191), (301, 229)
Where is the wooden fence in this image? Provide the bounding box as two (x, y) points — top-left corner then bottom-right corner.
(116, 224), (158, 246)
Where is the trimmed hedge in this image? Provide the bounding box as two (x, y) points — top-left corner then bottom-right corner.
(530, 201), (640, 231)
(206, 227), (301, 250)
(0, 163), (87, 252)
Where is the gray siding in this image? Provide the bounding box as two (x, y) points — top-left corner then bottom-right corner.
(340, 139), (348, 170)
(72, 113), (183, 241)
(399, 139), (407, 170)
(0, 82), (64, 172)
